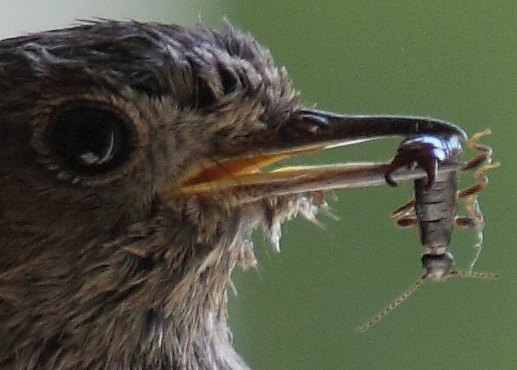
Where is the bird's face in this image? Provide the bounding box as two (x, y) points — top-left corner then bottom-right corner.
(0, 22), (296, 267)
(0, 21), (468, 370)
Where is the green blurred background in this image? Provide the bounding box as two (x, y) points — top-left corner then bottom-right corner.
(1, 1), (515, 369)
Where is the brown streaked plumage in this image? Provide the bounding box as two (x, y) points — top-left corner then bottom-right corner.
(0, 20), (467, 370)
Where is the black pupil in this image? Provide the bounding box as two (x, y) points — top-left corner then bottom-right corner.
(50, 104), (129, 174)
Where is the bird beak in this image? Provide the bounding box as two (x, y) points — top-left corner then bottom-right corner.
(160, 109), (467, 205)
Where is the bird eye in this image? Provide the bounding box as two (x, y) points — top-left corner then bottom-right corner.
(48, 102), (133, 175)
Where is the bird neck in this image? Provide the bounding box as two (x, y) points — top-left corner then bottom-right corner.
(0, 206), (256, 370)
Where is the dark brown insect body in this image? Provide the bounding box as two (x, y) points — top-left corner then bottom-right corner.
(396, 131), (497, 279)
(414, 171), (459, 279)
(0, 20), (485, 369)
(410, 135), (463, 279)
(415, 171), (457, 247)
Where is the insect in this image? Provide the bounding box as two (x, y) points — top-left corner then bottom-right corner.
(357, 129), (499, 332)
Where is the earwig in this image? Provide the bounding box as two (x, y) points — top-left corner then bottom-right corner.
(358, 130), (499, 332)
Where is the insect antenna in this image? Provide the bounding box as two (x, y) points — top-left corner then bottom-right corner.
(356, 274), (426, 333)
(356, 267), (498, 333)
(451, 269), (498, 279)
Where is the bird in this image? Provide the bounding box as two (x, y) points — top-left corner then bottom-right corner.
(0, 20), (467, 370)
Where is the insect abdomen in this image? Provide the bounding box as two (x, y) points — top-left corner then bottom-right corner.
(414, 171), (457, 247)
